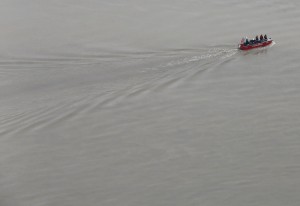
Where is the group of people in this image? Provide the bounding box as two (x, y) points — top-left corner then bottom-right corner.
(241, 34), (268, 46)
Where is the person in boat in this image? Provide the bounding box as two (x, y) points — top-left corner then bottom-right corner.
(260, 34), (264, 41)
(250, 38), (256, 44)
(264, 34), (268, 40)
(242, 37), (248, 46)
(255, 35), (259, 42)
(245, 37), (249, 45)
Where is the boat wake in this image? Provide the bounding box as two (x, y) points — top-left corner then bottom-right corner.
(158, 47), (238, 68)
(0, 45), (240, 139)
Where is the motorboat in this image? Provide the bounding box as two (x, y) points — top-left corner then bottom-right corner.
(239, 38), (273, 50)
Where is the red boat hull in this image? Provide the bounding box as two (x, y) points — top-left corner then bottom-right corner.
(239, 40), (273, 50)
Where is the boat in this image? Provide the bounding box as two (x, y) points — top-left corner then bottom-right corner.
(239, 39), (273, 50)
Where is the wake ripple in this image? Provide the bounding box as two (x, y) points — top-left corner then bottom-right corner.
(0, 45), (239, 138)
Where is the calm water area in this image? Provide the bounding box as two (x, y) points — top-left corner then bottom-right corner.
(1, 0), (300, 205)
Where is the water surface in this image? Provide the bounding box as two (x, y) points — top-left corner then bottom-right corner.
(1, 0), (300, 206)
